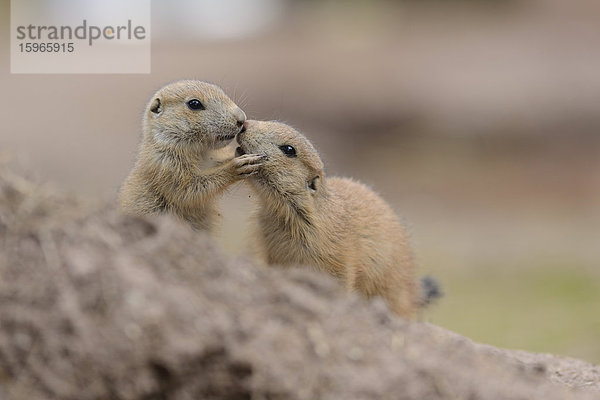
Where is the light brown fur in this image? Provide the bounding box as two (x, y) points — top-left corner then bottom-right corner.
(237, 120), (418, 317)
(119, 80), (264, 231)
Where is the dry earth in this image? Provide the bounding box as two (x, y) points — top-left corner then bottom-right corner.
(0, 168), (598, 400)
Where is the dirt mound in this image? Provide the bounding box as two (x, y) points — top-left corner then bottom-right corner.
(0, 168), (598, 400)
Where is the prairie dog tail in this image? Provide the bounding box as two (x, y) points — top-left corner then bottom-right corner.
(418, 275), (443, 307)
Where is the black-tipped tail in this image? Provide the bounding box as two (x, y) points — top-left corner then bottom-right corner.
(418, 275), (443, 307)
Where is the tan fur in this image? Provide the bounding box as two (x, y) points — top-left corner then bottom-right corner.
(119, 80), (264, 231)
(237, 120), (417, 317)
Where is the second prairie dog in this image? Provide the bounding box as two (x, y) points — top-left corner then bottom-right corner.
(119, 80), (264, 231)
(237, 120), (417, 317)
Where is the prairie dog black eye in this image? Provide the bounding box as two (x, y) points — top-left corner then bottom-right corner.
(279, 145), (296, 157)
(187, 99), (205, 110)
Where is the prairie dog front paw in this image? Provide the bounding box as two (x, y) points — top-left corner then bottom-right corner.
(232, 154), (266, 178)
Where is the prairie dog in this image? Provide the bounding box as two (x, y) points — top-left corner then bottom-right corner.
(119, 80), (264, 231)
(237, 120), (418, 317)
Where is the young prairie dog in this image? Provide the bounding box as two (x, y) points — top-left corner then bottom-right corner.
(237, 120), (422, 317)
(119, 80), (264, 231)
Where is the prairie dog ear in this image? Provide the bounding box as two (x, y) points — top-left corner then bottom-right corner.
(308, 175), (320, 193)
(149, 97), (162, 114)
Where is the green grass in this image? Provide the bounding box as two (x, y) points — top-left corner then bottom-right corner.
(425, 264), (600, 364)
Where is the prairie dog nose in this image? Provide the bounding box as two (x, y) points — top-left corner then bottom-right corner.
(238, 121), (250, 140)
(233, 107), (246, 127)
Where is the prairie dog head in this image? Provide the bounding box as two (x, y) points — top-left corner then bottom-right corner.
(144, 80), (246, 149)
(237, 120), (325, 198)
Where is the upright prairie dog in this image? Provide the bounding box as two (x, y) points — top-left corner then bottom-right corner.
(237, 120), (419, 317)
(119, 80), (264, 231)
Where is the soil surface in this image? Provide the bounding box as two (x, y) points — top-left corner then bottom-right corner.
(1, 168), (598, 400)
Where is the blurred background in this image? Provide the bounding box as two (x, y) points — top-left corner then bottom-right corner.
(2, 0), (599, 363)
